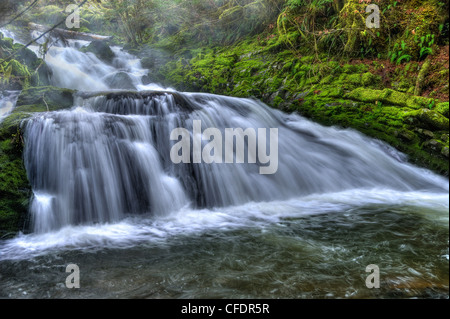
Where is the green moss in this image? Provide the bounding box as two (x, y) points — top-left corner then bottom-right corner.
(0, 36), (14, 49)
(0, 133), (31, 238)
(435, 102), (449, 118)
(344, 88), (439, 110)
(347, 73), (361, 86)
(8, 59), (31, 77)
(306, 75), (320, 85)
(272, 96), (284, 107)
(415, 109), (449, 131)
(361, 72), (380, 86)
(15, 86), (75, 113)
(342, 64), (358, 74)
(320, 75), (333, 85)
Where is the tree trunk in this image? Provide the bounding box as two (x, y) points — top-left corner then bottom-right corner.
(28, 23), (112, 42)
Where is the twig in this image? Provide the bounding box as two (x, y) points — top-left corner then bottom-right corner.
(42, 93), (49, 112)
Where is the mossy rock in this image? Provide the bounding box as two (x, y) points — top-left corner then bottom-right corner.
(415, 109), (449, 131)
(347, 73), (361, 86)
(80, 40), (115, 64)
(8, 59), (31, 77)
(394, 129), (417, 143)
(0, 112), (32, 141)
(344, 88), (437, 110)
(15, 86), (75, 113)
(435, 102), (449, 118)
(0, 36), (14, 50)
(30, 61), (53, 86)
(12, 44), (41, 70)
(361, 72), (381, 86)
(442, 146), (449, 158)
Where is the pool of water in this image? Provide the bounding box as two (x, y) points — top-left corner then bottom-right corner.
(1, 190), (448, 299)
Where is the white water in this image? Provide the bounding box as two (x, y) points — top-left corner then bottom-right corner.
(1, 188), (448, 261)
(0, 30), (448, 269)
(0, 90), (20, 122)
(23, 93), (448, 234)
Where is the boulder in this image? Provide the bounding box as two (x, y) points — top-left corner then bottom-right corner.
(31, 62), (53, 86)
(104, 72), (136, 90)
(416, 109), (449, 131)
(13, 43), (40, 70)
(15, 86), (75, 114)
(81, 40), (115, 64)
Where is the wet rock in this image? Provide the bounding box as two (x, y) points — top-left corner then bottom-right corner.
(104, 72), (136, 90)
(13, 44), (40, 69)
(141, 74), (152, 85)
(81, 40), (115, 64)
(31, 62), (53, 86)
(15, 86), (75, 113)
(395, 129), (415, 142)
(422, 130), (435, 139)
(423, 139), (442, 152)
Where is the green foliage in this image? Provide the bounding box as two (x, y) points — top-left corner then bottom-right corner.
(0, 121), (31, 238)
(416, 34), (435, 59)
(100, 0), (284, 47)
(388, 41), (413, 65)
(0, 62), (13, 85)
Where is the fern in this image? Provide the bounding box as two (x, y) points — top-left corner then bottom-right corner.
(420, 47), (433, 58)
(396, 54), (411, 64)
(390, 52), (397, 63)
(401, 40), (406, 51)
(1, 63), (12, 85)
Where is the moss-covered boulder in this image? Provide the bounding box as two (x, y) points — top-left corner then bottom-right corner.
(15, 86), (75, 114)
(80, 40), (115, 64)
(12, 43), (41, 70)
(30, 62), (53, 86)
(435, 102), (449, 118)
(415, 109), (449, 131)
(1, 33), (53, 88)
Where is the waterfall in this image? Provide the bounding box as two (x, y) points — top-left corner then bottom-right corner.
(2, 30), (444, 235)
(24, 91), (447, 233)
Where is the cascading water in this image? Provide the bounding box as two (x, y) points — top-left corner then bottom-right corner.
(0, 90), (20, 122)
(0, 30), (448, 299)
(24, 91), (447, 234)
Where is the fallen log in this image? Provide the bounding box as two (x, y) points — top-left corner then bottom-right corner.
(28, 22), (112, 42)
